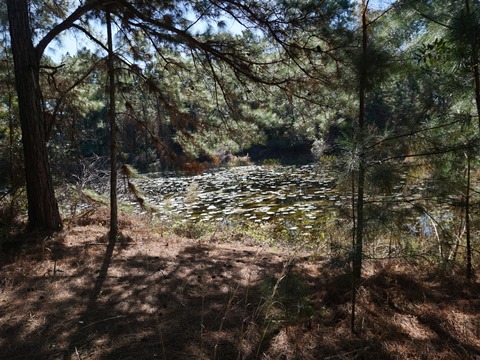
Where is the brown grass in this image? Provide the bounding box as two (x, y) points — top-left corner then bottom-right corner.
(0, 209), (479, 359)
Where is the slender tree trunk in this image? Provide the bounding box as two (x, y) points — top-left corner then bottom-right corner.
(465, 153), (472, 279)
(4, 28), (17, 219)
(353, 0), (368, 280)
(7, 0), (62, 231)
(350, 169), (357, 332)
(465, 0), (477, 280)
(107, 10), (118, 241)
(351, 0), (368, 333)
(465, 0), (480, 128)
(472, 55), (480, 130)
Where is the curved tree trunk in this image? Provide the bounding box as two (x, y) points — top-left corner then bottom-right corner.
(7, 0), (62, 231)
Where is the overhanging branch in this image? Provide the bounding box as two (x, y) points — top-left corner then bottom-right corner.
(380, 141), (480, 162)
(36, 0), (108, 59)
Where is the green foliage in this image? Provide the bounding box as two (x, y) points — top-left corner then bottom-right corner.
(172, 220), (212, 240)
(0, 0), (478, 283)
(259, 158), (280, 166)
(0, 189), (27, 226)
(260, 272), (314, 325)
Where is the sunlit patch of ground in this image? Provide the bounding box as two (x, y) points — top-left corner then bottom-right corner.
(0, 209), (479, 359)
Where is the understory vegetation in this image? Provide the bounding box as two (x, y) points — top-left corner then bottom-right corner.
(0, 208), (479, 359)
(1, 0), (480, 358)
(1, 158), (480, 359)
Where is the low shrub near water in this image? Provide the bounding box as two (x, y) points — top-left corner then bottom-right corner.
(1, 203), (479, 359)
(162, 207), (478, 278)
(260, 158), (281, 167)
(166, 212), (350, 260)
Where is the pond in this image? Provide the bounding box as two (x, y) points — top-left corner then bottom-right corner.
(133, 165), (344, 231)
(128, 163), (458, 241)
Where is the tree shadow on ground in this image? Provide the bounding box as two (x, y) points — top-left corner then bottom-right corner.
(0, 225), (479, 360)
(0, 228), (285, 359)
(357, 267), (480, 359)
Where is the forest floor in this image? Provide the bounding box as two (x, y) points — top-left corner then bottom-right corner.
(0, 209), (479, 360)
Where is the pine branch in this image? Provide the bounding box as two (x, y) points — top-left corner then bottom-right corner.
(115, 0), (292, 86)
(414, 10), (452, 30)
(47, 58), (103, 140)
(380, 141), (480, 162)
(36, 0), (109, 58)
(70, 24), (109, 53)
(366, 117), (470, 150)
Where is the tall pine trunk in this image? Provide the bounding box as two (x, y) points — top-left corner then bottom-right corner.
(465, 0), (477, 280)
(465, 153), (472, 279)
(7, 0), (62, 231)
(107, 10), (118, 241)
(351, 0), (368, 333)
(465, 0), (480, 129)
(353, 0), (368, 280)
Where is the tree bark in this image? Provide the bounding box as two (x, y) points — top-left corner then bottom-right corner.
(465, 0), (477, 280)
(351, 0), (368, 333)
(465, 153), (472, 279)
(107, 10), (118, 241)
(7, 0), (62, 231)
(465, 0), (480, 129)
(353, 0), (368, 280)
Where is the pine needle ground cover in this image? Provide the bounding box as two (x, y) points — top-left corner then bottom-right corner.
(0, 210), (479, 359)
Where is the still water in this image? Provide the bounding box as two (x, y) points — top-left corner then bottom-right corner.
(134, 165), (343, 229)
